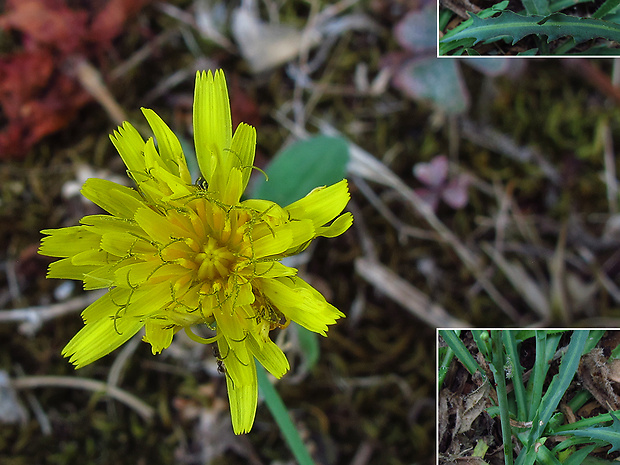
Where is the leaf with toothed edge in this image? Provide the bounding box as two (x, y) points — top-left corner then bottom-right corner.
(556, 412), (620, 454)
(440, 11), (620, 47)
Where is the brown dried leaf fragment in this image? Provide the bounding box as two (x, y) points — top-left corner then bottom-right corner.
(578, 348), (620, 412)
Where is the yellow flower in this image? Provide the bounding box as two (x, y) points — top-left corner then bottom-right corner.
(39, 70), (352, 434)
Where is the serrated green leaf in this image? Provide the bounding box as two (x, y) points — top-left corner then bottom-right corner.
(251, 135), (349, 205)
(440, 11), (620, 49)
(439, 0), (509, 54)
(559, 412), (620, 454)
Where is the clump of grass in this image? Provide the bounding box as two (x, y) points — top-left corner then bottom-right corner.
(439, 329), (620, 464)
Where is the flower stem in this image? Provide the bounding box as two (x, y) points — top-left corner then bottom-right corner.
(256, 361), (316, 465)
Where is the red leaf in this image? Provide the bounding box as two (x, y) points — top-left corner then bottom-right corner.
(90, 0), (153, 46)
(0, 0), (89, 53)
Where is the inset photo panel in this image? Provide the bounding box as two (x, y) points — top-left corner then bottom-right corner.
(437, 0), (620, 56)
(438, 329), (620, 464)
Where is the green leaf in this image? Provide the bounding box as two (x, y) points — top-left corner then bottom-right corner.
(296, 323), (320, 371)
(251, 136), (349, 205)
(393, 57), (469, 114)
(440, 11), (620, 49)
(559, 412), (620, 453)
(439, 0), (509, 54)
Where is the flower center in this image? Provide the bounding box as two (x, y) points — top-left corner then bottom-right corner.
(194, 236), (237, 281)
(162, 196), (254, 293)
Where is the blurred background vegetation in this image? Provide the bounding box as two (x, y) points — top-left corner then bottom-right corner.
(2, 0), (620, 464)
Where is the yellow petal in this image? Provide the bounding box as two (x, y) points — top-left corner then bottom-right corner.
(216, 335), (253, 391)
(81, 288), (130, 322)
(47, 257), (95, 280)
(80, 215), (143, 235)
(224, 355), (257, 434)
(247, 332), (289, 379)
(252, 225), (293, 258)
(83, 264), (121, 290)
(253, 261), (297, 278)
(141, 107), (192, 184)
(62, 314), (143, 368)
(217, 166), (244, 205)
(143, 321), (176, 354)
(316, 212), (353, 238)
(81, 178), (146, 219)
(114, 261), (163, 288)
(134, 207), (186, 244)
(285, 179), (350, 228)
(259, 277), (344, 335)
(40, 226), (101, 258)
(229, 122), (257, 193)
(100, 231), (155, 257)
(109, 121), (146, 176)
(71, 249), (114, 266)
(193, 70), (232, 185)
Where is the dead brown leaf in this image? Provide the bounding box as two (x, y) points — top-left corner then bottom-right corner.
(0, 0), (152, 158)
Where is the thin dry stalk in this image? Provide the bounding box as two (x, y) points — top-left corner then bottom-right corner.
(12, 375), (155, 422)
(0, 290), (105, 336)
(355, 257), (468, 328)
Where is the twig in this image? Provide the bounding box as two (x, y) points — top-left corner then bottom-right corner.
(353, 175), (439, 243)
(355, 257), (469, 328)
(13, 366), (50, 435)
(350, 442), (375, 465)
(602, 119), (618, 214)
(109, 29), (182, 81)
(108, 332), (142, 388)
(460, 118), (560, 184)
(71, 58), (127, 124)
(0, 290), (105, 336)
(11, 376), (155, 422)
(563, 59), (620, 107)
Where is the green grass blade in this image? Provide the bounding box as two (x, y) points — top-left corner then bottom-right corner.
(584, 330), (605, 354)
(517, 331), (589, 465)
(535, 443), (562, 465)
(440, 330), (486, 379)
(549, 0), (595, 12)
(536, 331), (588, 432)
(527, 331), (561, 419)
(490, 330), (514, 465)
(472, 330), (492, 359)
(503, 331), (527, 421)
(438, 341), (456, 389)
(562, 444), (596, 465)
(256, 362), (315, 465)
(592, 0), (620, 18)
